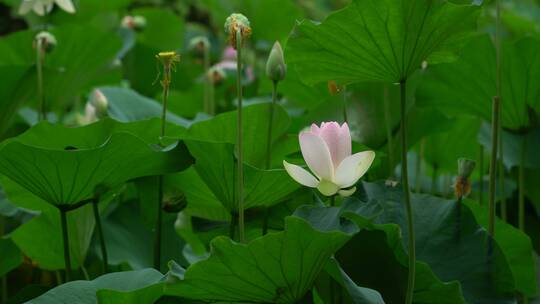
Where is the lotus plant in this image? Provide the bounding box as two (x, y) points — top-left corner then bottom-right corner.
(284, 122), (375, 198)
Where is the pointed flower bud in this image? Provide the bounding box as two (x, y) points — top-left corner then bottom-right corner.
(454, 158), (476, 198)
(265, 41), (286, 82)
(33, 31), (57, 54)
(89, 89), (108, 118)
(224, 13), (251, 49)
(121, 15), (147, 31)
(283, 122), (375, 197)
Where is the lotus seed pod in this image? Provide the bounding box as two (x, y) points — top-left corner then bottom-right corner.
(189, 36), (210, 54)
(224, 13), (251, 49)
(265, 41), (286, 82)
(207, 67), (226, 85)
(34, 31), (57, 53)
(457, 158), (476, 179)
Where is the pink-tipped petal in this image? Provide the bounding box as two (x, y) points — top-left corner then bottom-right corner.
(317, 121), (351, 167)
(334, 151), (375, 188)
(299, 132), (334, 180)
(310, 123), (320, 134)
(283, 161), (319, 188)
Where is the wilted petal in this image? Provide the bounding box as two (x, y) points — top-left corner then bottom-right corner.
(299, 132), (334, 180)
(283, 161), (318, 188)
(334, 151), (375, 188)
(55, 0), (75, 13)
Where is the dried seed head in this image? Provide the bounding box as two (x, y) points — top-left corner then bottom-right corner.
(224, 13), (251, 49)
(266, 41), (286, 82)
(33, 31), (57, 53)
(457, 158), (476, 179)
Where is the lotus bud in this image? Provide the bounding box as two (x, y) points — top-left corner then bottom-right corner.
(265, 41), (286, 82)
(188, 36), (210, 54)
(207, 66), (226, 85)
(121, 15), (146, 31)
(33, 31), (57, 54)
(454, 158), (476, 198)
(224, 13), (251, 49)
(89, 89), (108, 118)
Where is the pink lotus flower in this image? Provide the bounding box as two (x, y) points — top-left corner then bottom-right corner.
(283, 122), (375, 197)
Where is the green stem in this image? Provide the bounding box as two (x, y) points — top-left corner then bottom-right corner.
(154, 60), (172, 269)
(479, 144), (484, 206)
(415, 139), (424, 193)
(330, 195), (336, 207)
(518, 138), (526, 231)
(383, 85), (394, 178)
(59, 208), (71, 282)
(265, 81), (278, 169)
(203, 45), (213, 114)
(488, 96), (500, 238)
(400, 79), (415, 304)
(236, 30), (245, 243)
(342, 85), (348, 123)
(154, 175), (164, 270)
(1, 216), (6, 303)
(36, 40), (45, 121)
(92, 198), (108, 274)
(498, 131), (506, 222)
(431, 165), (438, 195)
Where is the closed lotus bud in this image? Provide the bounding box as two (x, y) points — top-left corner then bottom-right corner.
(89, 89), (108, 118)
(454, 158), (476, 198)
(224, 13), (251, 49)
(121, 15), (146, 31)
(266, 41), (286, 82)
(188, 36), (210, 54)
(207, 67), (226, 85)
(327, 80), (340, 95)
(33, 31), (57, 53)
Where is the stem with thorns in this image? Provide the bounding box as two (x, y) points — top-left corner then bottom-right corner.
(236, 30), (245, 243)
(400, 79), (415, 304)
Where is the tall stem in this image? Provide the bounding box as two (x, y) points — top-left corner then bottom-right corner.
(203, 46), (213, 115)
(236, 30), (245, 243)
(36, 40), (45, 121)
(154, 61), (171, 270)
(488, 96), (500, 238)
(265, 81), (278, 169)
(92, 198), (108, 274)
(498, 127), (507, 221)
(400, 79), (415, 304)
(518, 138), (526, 231)
(261, 81), (278, 236)
(479, 145), (484, 206)
(415, 139), (424, 193)
(59, 208), (71, 282)
(342, 85), (348, 123)
(383, 85), (394, 178)
(1, 216), (6, 303)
